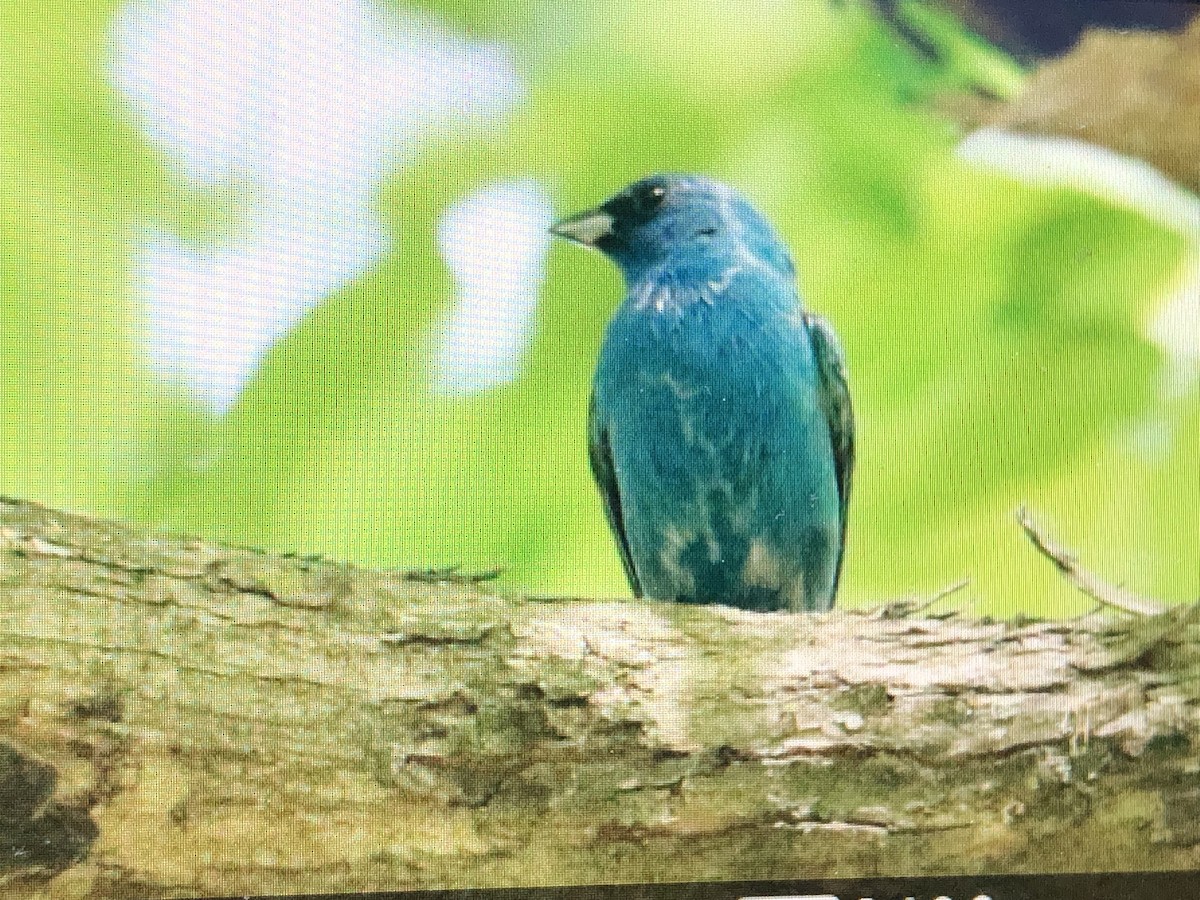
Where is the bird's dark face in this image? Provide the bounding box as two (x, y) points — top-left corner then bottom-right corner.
(552, 175), (787, 282)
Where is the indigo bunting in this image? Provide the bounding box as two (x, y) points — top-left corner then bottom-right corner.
(552, 175), (853, 612)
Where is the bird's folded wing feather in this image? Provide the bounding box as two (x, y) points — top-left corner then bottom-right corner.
(803, 312), (855, 592)
(588, 391), (644, 597)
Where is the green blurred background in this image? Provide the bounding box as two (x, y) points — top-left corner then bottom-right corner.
(1, 0), (1196, 617)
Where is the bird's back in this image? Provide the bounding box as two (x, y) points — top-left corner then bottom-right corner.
(592, 265), (843, 611)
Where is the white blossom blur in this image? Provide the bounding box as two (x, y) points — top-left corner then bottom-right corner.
(111, 0), (524, 412)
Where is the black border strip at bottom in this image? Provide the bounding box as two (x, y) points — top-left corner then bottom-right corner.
(221, 870), (1200, 900)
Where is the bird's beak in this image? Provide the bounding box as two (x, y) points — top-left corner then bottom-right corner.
(550, 207), (614, 247)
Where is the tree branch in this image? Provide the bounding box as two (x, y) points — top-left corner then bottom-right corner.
(0, 498), (1196, 899)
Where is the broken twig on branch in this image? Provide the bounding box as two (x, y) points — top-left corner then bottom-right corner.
(870, 577), (972, 619)
(1016, 506), (1168, 617)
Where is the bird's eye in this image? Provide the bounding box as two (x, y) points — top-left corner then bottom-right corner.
(606, 182), (669, 226)
(639, 184), (667, 213)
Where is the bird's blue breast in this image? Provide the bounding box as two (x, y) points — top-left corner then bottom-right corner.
(593, 261), (842, 611)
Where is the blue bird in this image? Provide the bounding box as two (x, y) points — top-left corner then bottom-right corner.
(551, 175), (854, 612)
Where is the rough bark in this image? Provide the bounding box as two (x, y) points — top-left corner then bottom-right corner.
(0, 498), (1198, 898)
(949, 16), (1200, 194)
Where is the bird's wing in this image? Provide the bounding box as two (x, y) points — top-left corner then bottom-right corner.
(587, 390), (643, 597)
(803, 312), (855, 594)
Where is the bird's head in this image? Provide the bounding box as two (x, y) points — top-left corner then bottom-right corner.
(551, 174), (794, 283)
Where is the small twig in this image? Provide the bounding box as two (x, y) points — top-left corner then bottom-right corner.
(870, 577), (972, 620)
(916, 577), (972, 613)
(403, 564), (505, 584)
(1016, 507), (1167, 617)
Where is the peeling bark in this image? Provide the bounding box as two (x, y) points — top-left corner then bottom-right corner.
(0, 498), (1198, 898)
